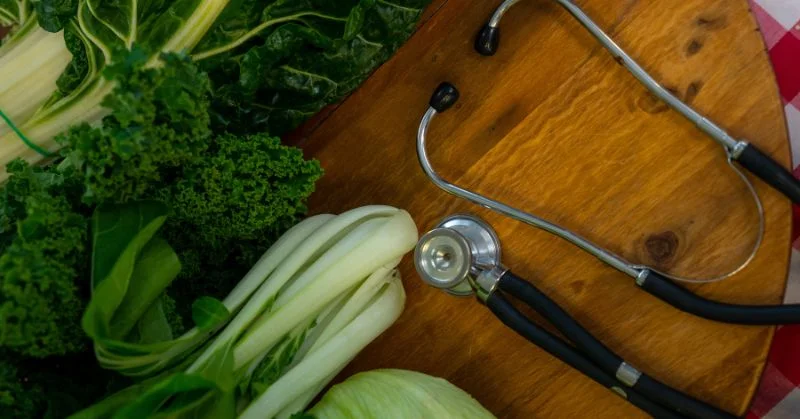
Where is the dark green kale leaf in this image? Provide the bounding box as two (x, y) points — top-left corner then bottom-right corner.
(156, 132), (322, 317)
(196, 0), (430, 135)
(1, 351), (124, 419)
(0, 160), (89, 359)
(166, 133), (322, 244)
(0, 358), (40, 419)
(59, 50), (212, 205)
(32, 0), (78, 32)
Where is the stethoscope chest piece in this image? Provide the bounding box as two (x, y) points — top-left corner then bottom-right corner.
(414, 214), (501, 296)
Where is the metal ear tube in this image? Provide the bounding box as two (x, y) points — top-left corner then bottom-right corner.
(418, 79), (800, 325)
(476, 0), (800, 203)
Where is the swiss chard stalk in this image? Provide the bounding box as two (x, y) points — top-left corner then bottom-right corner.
(0, 0), (429, 181)
(0, 0), (72, 128)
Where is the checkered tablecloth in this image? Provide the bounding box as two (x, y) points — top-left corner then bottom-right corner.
(746, 1), (800, 418)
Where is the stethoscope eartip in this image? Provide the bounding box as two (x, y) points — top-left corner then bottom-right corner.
(475, 24), (499, 56)
(430, 82), (460, 113)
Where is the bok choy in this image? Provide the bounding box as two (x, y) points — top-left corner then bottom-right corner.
(70, 205), (418, 418)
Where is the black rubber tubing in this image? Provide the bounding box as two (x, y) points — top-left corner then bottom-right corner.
(498, 272), (736, 419)
(639, 270), (800, 324)
(486, 292), (688, 419)
(735, 143), (800, 204)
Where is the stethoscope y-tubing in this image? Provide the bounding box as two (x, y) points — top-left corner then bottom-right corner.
(494, 271), (735, 419)
(486, 293), (689, 419)
(477, 0), (800, 203)
(641, 271), (800, 324)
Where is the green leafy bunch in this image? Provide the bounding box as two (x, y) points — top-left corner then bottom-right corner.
(0, 50), (322, 417)
(60, 49), (212, 204)
(0, 160), (88, 358)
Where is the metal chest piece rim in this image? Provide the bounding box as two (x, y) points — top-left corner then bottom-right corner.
(414, 214), (502, 296)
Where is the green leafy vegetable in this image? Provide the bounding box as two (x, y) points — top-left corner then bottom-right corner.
(61, 50), (211, 205)
(89, 201), (169, 294)
(0, 0), (428, 178)
(308, 369), (496, 419)
(246, 322), (314, 400)
(113, 373), (221, 418)
(0, 0), (32, 28)
(73, 207), (417, 418)
(0, 360), (38, 418)
(191, 297), (230, 331)
(202, 0), (430, 135)
(109, 244), (182, 340)
(0, 159), (88, 358)
(1, 351), (121, 419)
(84, 202), (231, 378)
(133, 295), (179, 344)
(33, 0), (78, 32)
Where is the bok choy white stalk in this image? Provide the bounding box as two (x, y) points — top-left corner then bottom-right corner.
(240, 275), (406, 419)
(71, 205), (418, 418)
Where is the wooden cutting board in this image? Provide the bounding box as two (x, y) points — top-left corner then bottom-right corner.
(291, 0), (792, 417)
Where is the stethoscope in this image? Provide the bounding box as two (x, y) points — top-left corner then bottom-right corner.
(413, 1), (800, 418)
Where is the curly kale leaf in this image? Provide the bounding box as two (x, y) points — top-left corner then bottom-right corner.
(0, 358), (42, 419)
(0, 160), (88, 359)
(158, 133), (322, 316)
(1, 351), (123, 419)
(167, 133), (322, 243)
(58, 51), (212, 205)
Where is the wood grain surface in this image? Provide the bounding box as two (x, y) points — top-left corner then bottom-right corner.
(292, 0), (792, 417)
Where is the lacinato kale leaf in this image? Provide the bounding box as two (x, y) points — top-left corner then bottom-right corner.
(196, 0), (430, 135)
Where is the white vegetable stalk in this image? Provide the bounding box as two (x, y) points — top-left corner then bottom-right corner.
(0, 0), (236, 182)
(185, 205), (416, 418)
(273, 267), (403, 419)
(220, 214), (335, 311)
(0, 20), (72, 138)
(0, 30), (71, 132)
(188, 206), (404, 372)
(95, 214), (336, 378)
(239, 278), (407, 419)
(233, 209), (417, 368)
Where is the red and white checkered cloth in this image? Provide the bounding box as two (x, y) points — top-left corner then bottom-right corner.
(746, 1), (800, 418)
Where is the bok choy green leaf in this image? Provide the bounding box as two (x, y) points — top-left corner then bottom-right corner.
(70, 206), (418, 418)
(83, 201), (230, 378)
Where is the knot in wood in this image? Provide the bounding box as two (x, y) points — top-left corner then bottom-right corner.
(645, 231), (679, 265)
